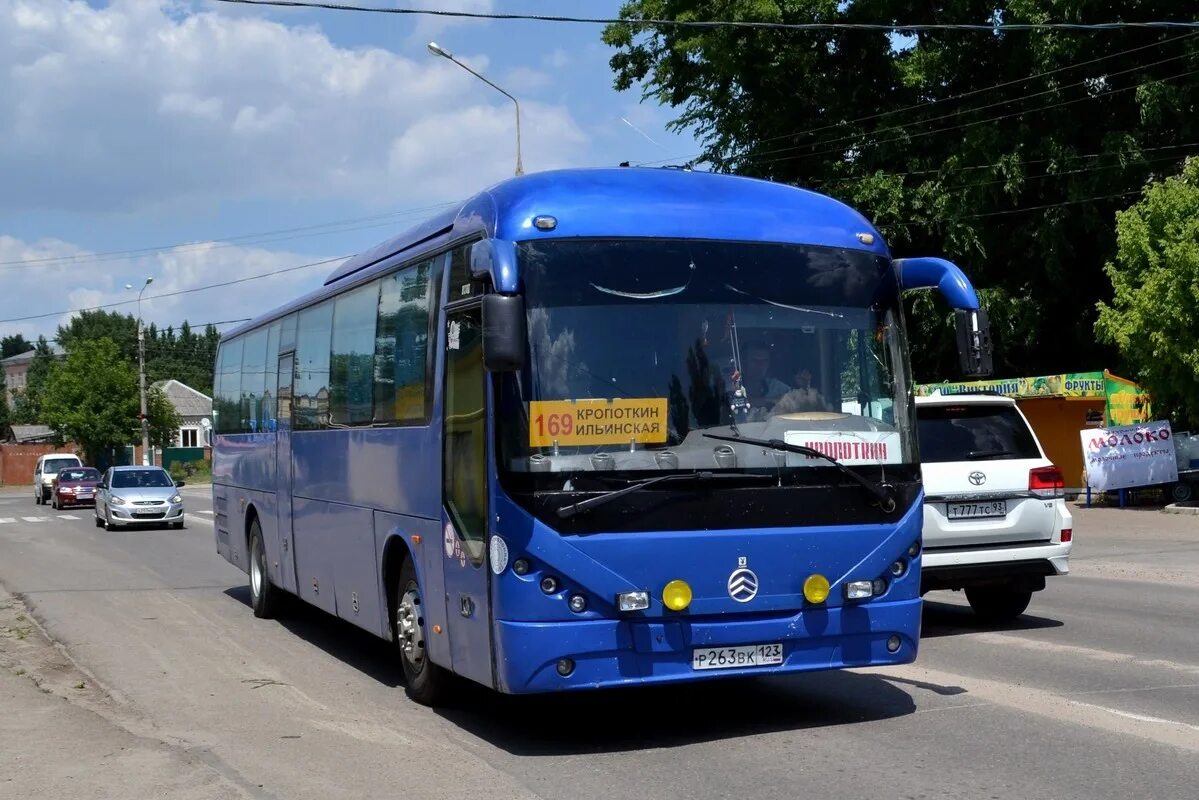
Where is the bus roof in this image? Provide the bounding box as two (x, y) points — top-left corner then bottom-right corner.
(223, 167), (889, 340)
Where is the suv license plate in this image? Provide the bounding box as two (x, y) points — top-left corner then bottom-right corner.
(692, 643), (783, 671)
(946, 500), (1008, 519)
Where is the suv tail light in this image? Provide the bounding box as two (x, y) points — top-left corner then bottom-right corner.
(1029, 466), (1064, 498)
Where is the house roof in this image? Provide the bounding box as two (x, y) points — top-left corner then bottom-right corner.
(151, 379), (212, 417)
(8, 424), (55, 443)
(1, 349), (37, 367)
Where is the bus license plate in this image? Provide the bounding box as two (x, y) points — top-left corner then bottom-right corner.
(692, 643), (783, 671)
(946, 500), (1008, 519)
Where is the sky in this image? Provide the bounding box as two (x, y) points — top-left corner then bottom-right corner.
(0, 0), (701, 344)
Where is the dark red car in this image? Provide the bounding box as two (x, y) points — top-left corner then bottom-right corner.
(51, 467), (102, 509)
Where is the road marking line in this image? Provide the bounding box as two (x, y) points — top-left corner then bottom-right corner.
(195, 509), (214, 515)
(187, 515), (214, 526)
(0, 518), (14, 524)
(21, 516), (46, 523)
(1068, 700), (1199, 733)
(970, 632), (1199, 676)
(58, 514), (80, 520)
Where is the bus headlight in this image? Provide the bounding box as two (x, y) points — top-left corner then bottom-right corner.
(617, 590), (650, 612)
(844, 580), (873, 600)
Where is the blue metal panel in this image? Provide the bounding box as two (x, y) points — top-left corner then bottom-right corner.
(289, 428), (441, 519)
(328, 502), (382, 636)
(895, 256), (981, 310)
(291, 497), (339, 616)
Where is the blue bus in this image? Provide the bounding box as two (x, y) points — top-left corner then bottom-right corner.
(212, 167), (990, 705)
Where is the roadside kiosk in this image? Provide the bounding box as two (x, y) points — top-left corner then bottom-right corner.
(915, 371), (1152, 493)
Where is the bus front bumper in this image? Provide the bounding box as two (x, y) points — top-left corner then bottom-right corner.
(491, 597), (921, 694)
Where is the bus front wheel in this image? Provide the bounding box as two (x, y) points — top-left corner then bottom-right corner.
(394, 559), (449, 706)
(249, 520), (282, 619)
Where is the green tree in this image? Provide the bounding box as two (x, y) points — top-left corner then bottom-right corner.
(148, 386), (183, 450)
(605, 1), (1199, 379)
(1096, 157), (1199, 426)
(12, 336), (56, 423)
(39, 338), (178, 464)
(57, 310), (138, 362)
(1, 334), (31, 359)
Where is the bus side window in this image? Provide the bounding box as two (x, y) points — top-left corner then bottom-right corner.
(295, 302), (334, 430)
(374, 260), (434, 425)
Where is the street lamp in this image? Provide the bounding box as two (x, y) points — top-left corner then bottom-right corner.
(126, 277), (154, 465)
(427, 41), (524, 176)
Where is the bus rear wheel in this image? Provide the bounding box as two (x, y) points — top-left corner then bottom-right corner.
(965, 586), (1032, 624)
(394, 558), (449, 706)
(249, 520), (282, 619)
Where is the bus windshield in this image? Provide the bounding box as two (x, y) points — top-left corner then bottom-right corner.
(498, 238), (915, 477)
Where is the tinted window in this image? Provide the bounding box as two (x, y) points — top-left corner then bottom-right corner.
(215, 337), (243, 434)
(446, 243), (482, 302)
(59, 468), (100, 482)
(917, 404), (1040, 463)
(295, 302), (334, 430)
(375, 260), (434, 424)
(330, 282), (380, 425)
(43, 457), (79, 474)
(241, 327), (269, 433)
(111, 469), (174, 489)
(263, 322), (281, 428)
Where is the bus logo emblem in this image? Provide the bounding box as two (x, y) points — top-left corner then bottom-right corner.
(727, 567), (759, 603)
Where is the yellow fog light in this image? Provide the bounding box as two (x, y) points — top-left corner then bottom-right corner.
(803, 574), (831, 604)
(662, 580), (693, 611)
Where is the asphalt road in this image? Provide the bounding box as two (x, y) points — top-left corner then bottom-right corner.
(1, 486), (1197, 800)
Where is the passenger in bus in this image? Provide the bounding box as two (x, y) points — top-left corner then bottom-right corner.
(742, 341), (791, 413)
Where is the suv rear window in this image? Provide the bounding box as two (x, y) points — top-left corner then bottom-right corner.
(43, 457), (79, 474)
(917, 404), (1041, 463)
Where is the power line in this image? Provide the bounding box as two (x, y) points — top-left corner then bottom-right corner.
(744, 66), (1199, 169)
(210, 1), (1199, 32)
(636, 31), (1199, 168)
(0, 256), (345, 325)
(0, 203), (455, 270)
(741, 50), (1199, 166)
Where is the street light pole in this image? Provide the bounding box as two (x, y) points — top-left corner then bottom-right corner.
(427, 42), (524, 176)
(127, 278), (154, 465)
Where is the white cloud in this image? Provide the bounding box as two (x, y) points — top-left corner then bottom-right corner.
(0, 0), (587, 214)
(0, 233), (331, 341)
(402, 0), (496, 40)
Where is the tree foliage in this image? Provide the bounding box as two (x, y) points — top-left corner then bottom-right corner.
(40, 338), (179, 464)
(12, 336), (56, 424)
(605, 1), (1199, 380)
(1, 334), (31, 360)
(1096, 157), (1199, 427)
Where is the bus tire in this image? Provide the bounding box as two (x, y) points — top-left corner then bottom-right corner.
(248, 519), (281, 619)
(394, 558), (449, 706)
(1171, 481), (1194, 503)
(965, 586), (1032, 624)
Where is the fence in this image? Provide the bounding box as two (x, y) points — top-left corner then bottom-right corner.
(0, 443), (81, 486)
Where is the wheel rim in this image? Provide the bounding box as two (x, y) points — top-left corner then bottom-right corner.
(1173, 484), (1192, 502)
(396, 583), (426, 674)
(251, 538), (264, 598)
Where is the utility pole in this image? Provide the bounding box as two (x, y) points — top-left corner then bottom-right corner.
(128, 278), (154, 465)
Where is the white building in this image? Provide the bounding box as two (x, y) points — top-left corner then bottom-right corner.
(151, 379), (213, 448)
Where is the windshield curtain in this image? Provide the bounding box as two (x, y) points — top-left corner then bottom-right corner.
(497, 238), (915, 477)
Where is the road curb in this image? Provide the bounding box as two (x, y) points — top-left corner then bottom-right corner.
(1162, 503), (1199, 516)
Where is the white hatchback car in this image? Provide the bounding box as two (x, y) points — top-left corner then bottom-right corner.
(916, 394), (1072, 622)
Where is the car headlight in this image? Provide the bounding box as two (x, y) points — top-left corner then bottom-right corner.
(111, 496), (126, 505)
(171, 495), (182, 504)
(62, 487), (75, 493)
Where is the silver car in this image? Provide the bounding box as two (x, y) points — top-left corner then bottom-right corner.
(94, 466), (186, 530)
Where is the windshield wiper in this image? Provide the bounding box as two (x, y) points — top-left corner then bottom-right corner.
(702, 432), (896, 512)
(556, 471), (771, 519)
(968, 449), (1013, 460)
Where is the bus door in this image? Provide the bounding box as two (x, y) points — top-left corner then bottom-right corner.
(273, 353), (298, 594)
(440, 304), (494, 688)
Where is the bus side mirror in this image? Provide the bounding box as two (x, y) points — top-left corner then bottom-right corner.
(955, 307), (993, 377)
(482, 293), (526, 372)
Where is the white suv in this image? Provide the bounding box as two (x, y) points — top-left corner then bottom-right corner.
(915, 394), (1072, 622)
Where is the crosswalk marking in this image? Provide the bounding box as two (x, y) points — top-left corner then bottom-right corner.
(58, 514), (80, 520)
(196, 509), (215, 515)
(0, 518), (15, 524)
(21, 516), (45, 523)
